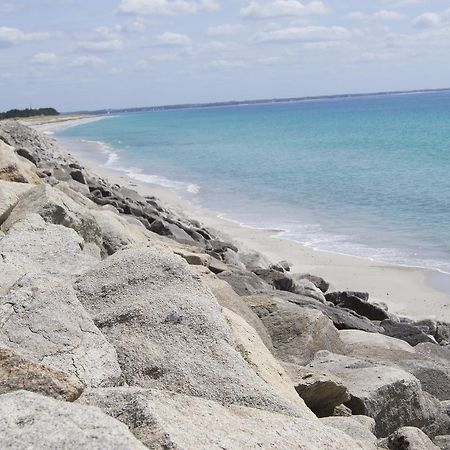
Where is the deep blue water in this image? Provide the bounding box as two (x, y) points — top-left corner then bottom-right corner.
(57, 92), (450, 273)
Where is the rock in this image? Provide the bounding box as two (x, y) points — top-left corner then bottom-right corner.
(0, 273), (122, 387)
(334, 404), (353, 416)
(276, 291), (384, 333)
(0, 140), (41, 183)
(0, 179), (32, 223)
(325, 291), (389, 321)
(295, 273), (330, 293)
(293, 278), (327, 302)
(320, 416), (378, 449)
(253, 268), (297, 292)
(238, 250), (272, 271)
(309, 351), (440, 437)
(217, 267), (273, 295)
(434, 435), (450, 450)
(0, 390), (147, 449)
(70, 169), (86, 184)
(79, 387), (366, 450)
(415, 320), (450, 346)
(15, 147), (38, 165)
(283, 362), (351, 417)
(0, 346), (84, 401)
(2, 183), (103, 248)
(0, 214), (97, 293)
(339, 329), (416, 361)
(381, 426), (440, 449)
(173, 248), (212, 267)
(74, 246), (306, 416)
(150, 218), (194, 242)
(222, 307), (313, 413)
(193, 266), (274, 351)
(221, 248), (246, 268)
(244, 295), (346, 365)
(326, 291), (370, 303)
(381, 320), (436, 346)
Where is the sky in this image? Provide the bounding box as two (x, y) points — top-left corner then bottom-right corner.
(1, 0), (450, 111)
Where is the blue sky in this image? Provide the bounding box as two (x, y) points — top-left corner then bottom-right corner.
(1, 0), (450, 111)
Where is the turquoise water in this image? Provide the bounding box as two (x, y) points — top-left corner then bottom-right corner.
(57, 92), (450, 274)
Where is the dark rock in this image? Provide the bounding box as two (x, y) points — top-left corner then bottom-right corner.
(296, 274), (330, 293)
(217, 268), (273, 296)
(150, 219), (194, 242)
(339, 296), (389, 321)
(382, 320), (435, 346)
(70, 170), (86, 184)
(68, 162), (83, 170)
(206, 240), (239, 254)
(253, 268), (296, 292)
(326, 291), (369, 303)
(16, 147), (38, 165)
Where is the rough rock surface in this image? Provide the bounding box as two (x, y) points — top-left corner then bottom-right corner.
(79, 387), (367, 450)
(0, 180), (32, 223)
(381, 319), (435, 346)
(0, 140), (41, 184)
(217, 267), (274, 295)
(320, 416), (377, 449)
(74, 246), (306, 416)
(0, 273), (122, 387)
(244, 294), (347, 365)
(380, 426), (440, 449)
(0, 214), (97, 293)
(283, 362), (351, 417)
(0, 347), (83, 401)
(0, 390), (146, 449)
(309, 351), (441, 437)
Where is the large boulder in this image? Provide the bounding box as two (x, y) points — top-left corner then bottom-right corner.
(381, 319), (435, 346)
(244, 294), (346, 365)
(217, 267), (273, 295)
(380, 426), (440, 450)
(0, 180), (32, 223)
(0, 273), (122, 387)
(79, 387), (367, 450)
(222, 307), (312, 413)
(327, 292), (389, 321)
(193, 265), (274, 350)
(283, 362), (351, 417)
(0, 346), (83, 401)
(320, 416), (377, 450)
(0, 214), (97, 293)
(2, 183), (103, 248)
(0, 390), (146, 449)
(0, 140), (41, 184)
(308, 351), (441, 437)
(74, 246), (306, 416)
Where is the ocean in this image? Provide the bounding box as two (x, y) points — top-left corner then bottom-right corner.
(57, 91), (450, 275)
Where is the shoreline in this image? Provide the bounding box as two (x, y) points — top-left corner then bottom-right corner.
(29, 115), (450, 321)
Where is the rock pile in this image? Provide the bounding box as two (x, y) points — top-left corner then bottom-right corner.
(0, 119), (449, 449)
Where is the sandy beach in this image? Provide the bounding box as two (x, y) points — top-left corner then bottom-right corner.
(28, 115), (450, 322)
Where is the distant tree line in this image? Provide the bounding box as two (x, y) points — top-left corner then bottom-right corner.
(0, 107), (59, 120)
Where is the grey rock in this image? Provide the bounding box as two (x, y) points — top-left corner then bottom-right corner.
(321, 416), (377, 449)
(253, 268), (297, 292)
(0, 214), (97, 293)
(74, 246), (305, 416)
(284, 362), (351, 417)
(218, 267), (274, 295)
(150, 218), (195, 242)
(0, 346), (83, 401)
(244, 295), (346, 365)
(434, 435), (450, 450)
(309, 351), (441, 437)
(293, 278), (327, 302)
(381, 426), (440, 449)
(0, 179), (32, 224)
(382, 319), (435, 346)
(0, 273), (122, 387)
(0, 390), (146, 449)
(79, 387), (366, 450)
(326, 291), (370, 303)
(295, 273), (330, 293)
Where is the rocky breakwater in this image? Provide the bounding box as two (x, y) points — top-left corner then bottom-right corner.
(0, 118), (449, 449)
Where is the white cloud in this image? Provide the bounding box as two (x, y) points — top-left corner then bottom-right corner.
(252, 25), (352, 43)
(241, 0), (329, 19)
(75, 26), (124, 52)
(412, 12), (442, 29)
(70, 56), (106, 68)
(156, 32), (192, 46)
(0, 27), (50, 47)
(206, 59), (247, 70)
(207, 24), (244, 36)
(31, 52), (57, 64)
(118, 0), (219, 16)
(347, 10), (405, 21)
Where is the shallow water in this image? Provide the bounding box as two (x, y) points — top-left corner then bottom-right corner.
(58, 91), (450, 274)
